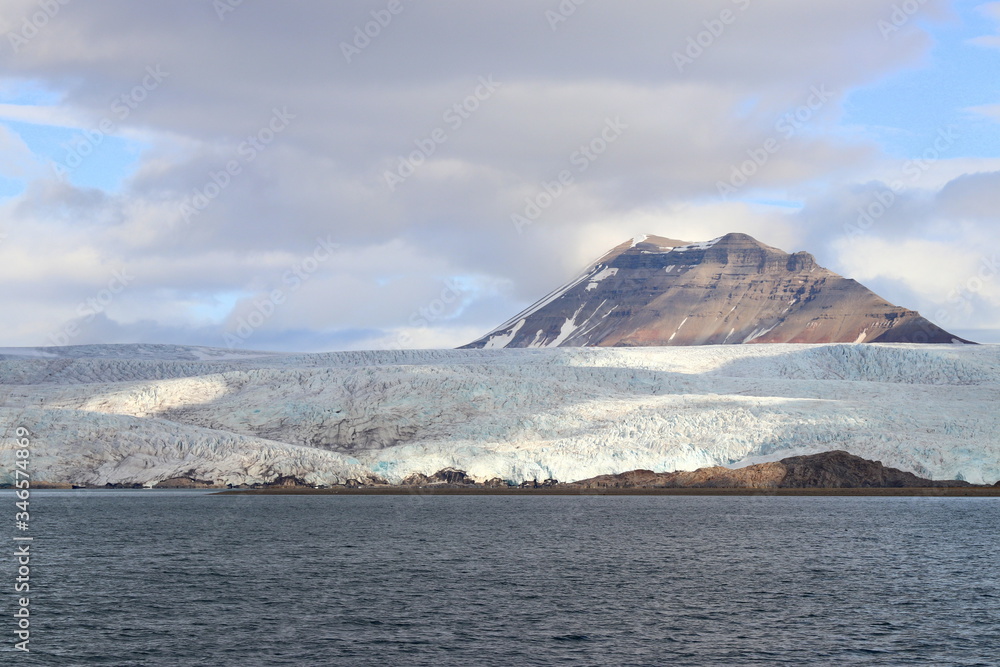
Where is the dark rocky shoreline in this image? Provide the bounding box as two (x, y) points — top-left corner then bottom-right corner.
(11, 451), (999, 495)
(569, 450), (978, 489)
(216, 451), (1000, 496)
(218, 486), (1000, 496)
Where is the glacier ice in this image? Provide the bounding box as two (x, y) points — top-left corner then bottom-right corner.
(0, 342), (997, 486)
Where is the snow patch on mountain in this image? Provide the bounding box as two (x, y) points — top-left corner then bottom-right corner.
(483, 319), (526, 349)
(586, 266), (618, 290)
(486, 265), (598, 337)
(672, 236), (724, 252)
(549, 305), (587, 347)
(744, 322), (779, 343)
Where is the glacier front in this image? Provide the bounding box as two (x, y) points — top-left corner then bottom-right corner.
(0, 343), (998, 486)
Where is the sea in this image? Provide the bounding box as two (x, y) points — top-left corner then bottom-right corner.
(2, 491), (998, 666)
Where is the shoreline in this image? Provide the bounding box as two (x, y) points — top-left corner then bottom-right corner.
(215, 486), (1000, 497)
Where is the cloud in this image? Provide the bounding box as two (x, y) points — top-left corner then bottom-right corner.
(968, 1), (1000, 49)
(789, 165), (1000, 337)
(0, 0), (991, 351)
(0, 123), (45, 183)
(967, 103), (1000, 123)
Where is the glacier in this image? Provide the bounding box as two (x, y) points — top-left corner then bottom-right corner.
(0, 343), (998, 486)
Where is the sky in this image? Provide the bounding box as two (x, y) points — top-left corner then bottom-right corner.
(0, 0), (998, 351)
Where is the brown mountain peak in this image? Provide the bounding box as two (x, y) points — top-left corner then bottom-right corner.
(462, 233), (974, 349)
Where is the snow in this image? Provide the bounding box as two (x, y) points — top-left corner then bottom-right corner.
(485, 265), (597, 335)
(585, 266), (618, 290)
(630, 234), (648, 247)
(669, 316), (690, 341)
(483, 319), (526, 349)
(672, 236), (725, 252)
(1, 343), (998, 486)
(743, 323), (779, 343)
(569, 300), (612, 343)
(548, 305), (587, 347)
(664, 265), (676, 273)
(669, 319), (688, 342)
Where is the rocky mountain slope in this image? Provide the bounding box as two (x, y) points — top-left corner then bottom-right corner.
(570, 450), (971, 489)
(463, 233), (971, 348)
(0, 343), (997, 487)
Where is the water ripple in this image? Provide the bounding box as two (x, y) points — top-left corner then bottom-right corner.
(5, 492), (999, 666)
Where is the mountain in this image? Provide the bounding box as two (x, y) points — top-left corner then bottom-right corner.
(569, 451), (972, 489)
(462, 232), (971, 348)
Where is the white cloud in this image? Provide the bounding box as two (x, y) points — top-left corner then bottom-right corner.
(0, 0), (991, 351)
(967, 103), (1000, 122)
(969, 1), (1000, 49)
(0, 124), (44, 180)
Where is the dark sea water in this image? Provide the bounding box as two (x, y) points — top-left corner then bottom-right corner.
(2, 491), (999, 666)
